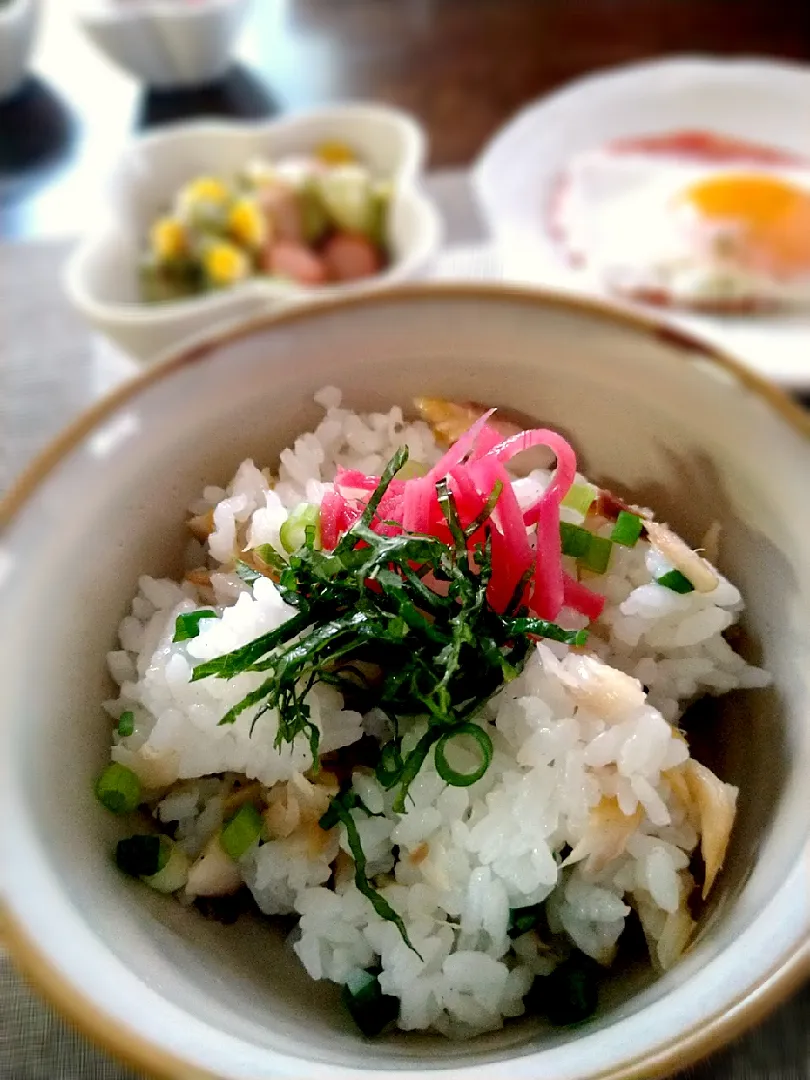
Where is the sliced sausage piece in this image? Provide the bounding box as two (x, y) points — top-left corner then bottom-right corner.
(266, 241), (328, 287)
(322, 232), (382, 282)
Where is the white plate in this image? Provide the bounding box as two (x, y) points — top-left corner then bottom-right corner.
(473, 55), (810, 390)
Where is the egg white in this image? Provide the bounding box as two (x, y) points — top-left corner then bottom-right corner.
(556, 148), (810, 306)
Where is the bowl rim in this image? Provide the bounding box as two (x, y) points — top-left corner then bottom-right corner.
(2, 282), (809, 1080)
(63, 104), (439, 327)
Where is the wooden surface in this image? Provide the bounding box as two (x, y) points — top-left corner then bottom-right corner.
(2, 0), (810, 240)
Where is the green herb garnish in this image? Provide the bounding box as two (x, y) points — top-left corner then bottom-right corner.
(610, 510), (643, 548)
(342, 968), (399, 1036)
(392, 727), (442, 815)
(657, 569), (695, 594)
(526, 952), (600, 1025)
(507, 902), (545, 938)
(561, 481), (597, 516)
(374, 741), (404, 790)
(191, 447), (588, 947)
(319, 791), (420, 957)
(173, 610), (217, 642)
(117, 711), (135, 737)
(560, 522), (614, 574)
(193, 447), (585, 781)
(560, 522), (592, 559)
(234, 560), (262, 585)
(220, 803), (264, 859)
(95, 763), (141, 815)
(280, 503), (321, 554)
(253, 543), (287, 571)
(115, 834), (169, 877)
(433, 723), (493, 787)
(580, 534), (613, 575)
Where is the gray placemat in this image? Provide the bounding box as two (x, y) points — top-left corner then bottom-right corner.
(1, 171), (808, 1080)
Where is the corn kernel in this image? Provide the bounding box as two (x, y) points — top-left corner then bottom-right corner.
(315, 140), (356, 166)
(150, 217), (186, 261)
(228, 198), (267, 249)
(203, 242), (250, 286)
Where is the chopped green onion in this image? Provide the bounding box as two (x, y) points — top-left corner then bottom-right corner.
(560, 522), (592, 559)
(561, 481), (597, 516)
(117, 711), (135, 738)
(657, 569), (695, 594)
(279, 503), (321, 554)
(220, 803), (264, 860)
(527, 953), (600, 1026)
(253, 543), (287, 571)
(508, 903), (544, 938)
(434, 723), (493, 787)
(116, 834), (169, 878)
(375, 741), (404, 790)
(581, 534), (613, 575)
(610, 511), (643, 548)
(95, 763), (141, 815)
(141, 841), (190, 894)
(173, 610), (217, 642)
(342, 969), (399, 1036)
(560, 523), (613, 573)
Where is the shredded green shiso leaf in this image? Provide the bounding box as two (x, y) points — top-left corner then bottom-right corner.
(173, 609), (217, 642)
(319, 790), (421, 956)
(187, 446), (588, 948)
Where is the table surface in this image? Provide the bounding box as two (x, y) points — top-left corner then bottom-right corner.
(3, 0), (810, 241)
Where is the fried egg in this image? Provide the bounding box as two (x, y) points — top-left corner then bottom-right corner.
(554, 132), (810, 311)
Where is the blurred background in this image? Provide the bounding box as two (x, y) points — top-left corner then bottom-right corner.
(3, 0), (810, 240)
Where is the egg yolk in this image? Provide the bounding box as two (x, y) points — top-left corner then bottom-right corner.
(678, 173), (810, 276)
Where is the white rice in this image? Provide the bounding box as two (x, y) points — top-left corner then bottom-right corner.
(104, 387), (769, 1037)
